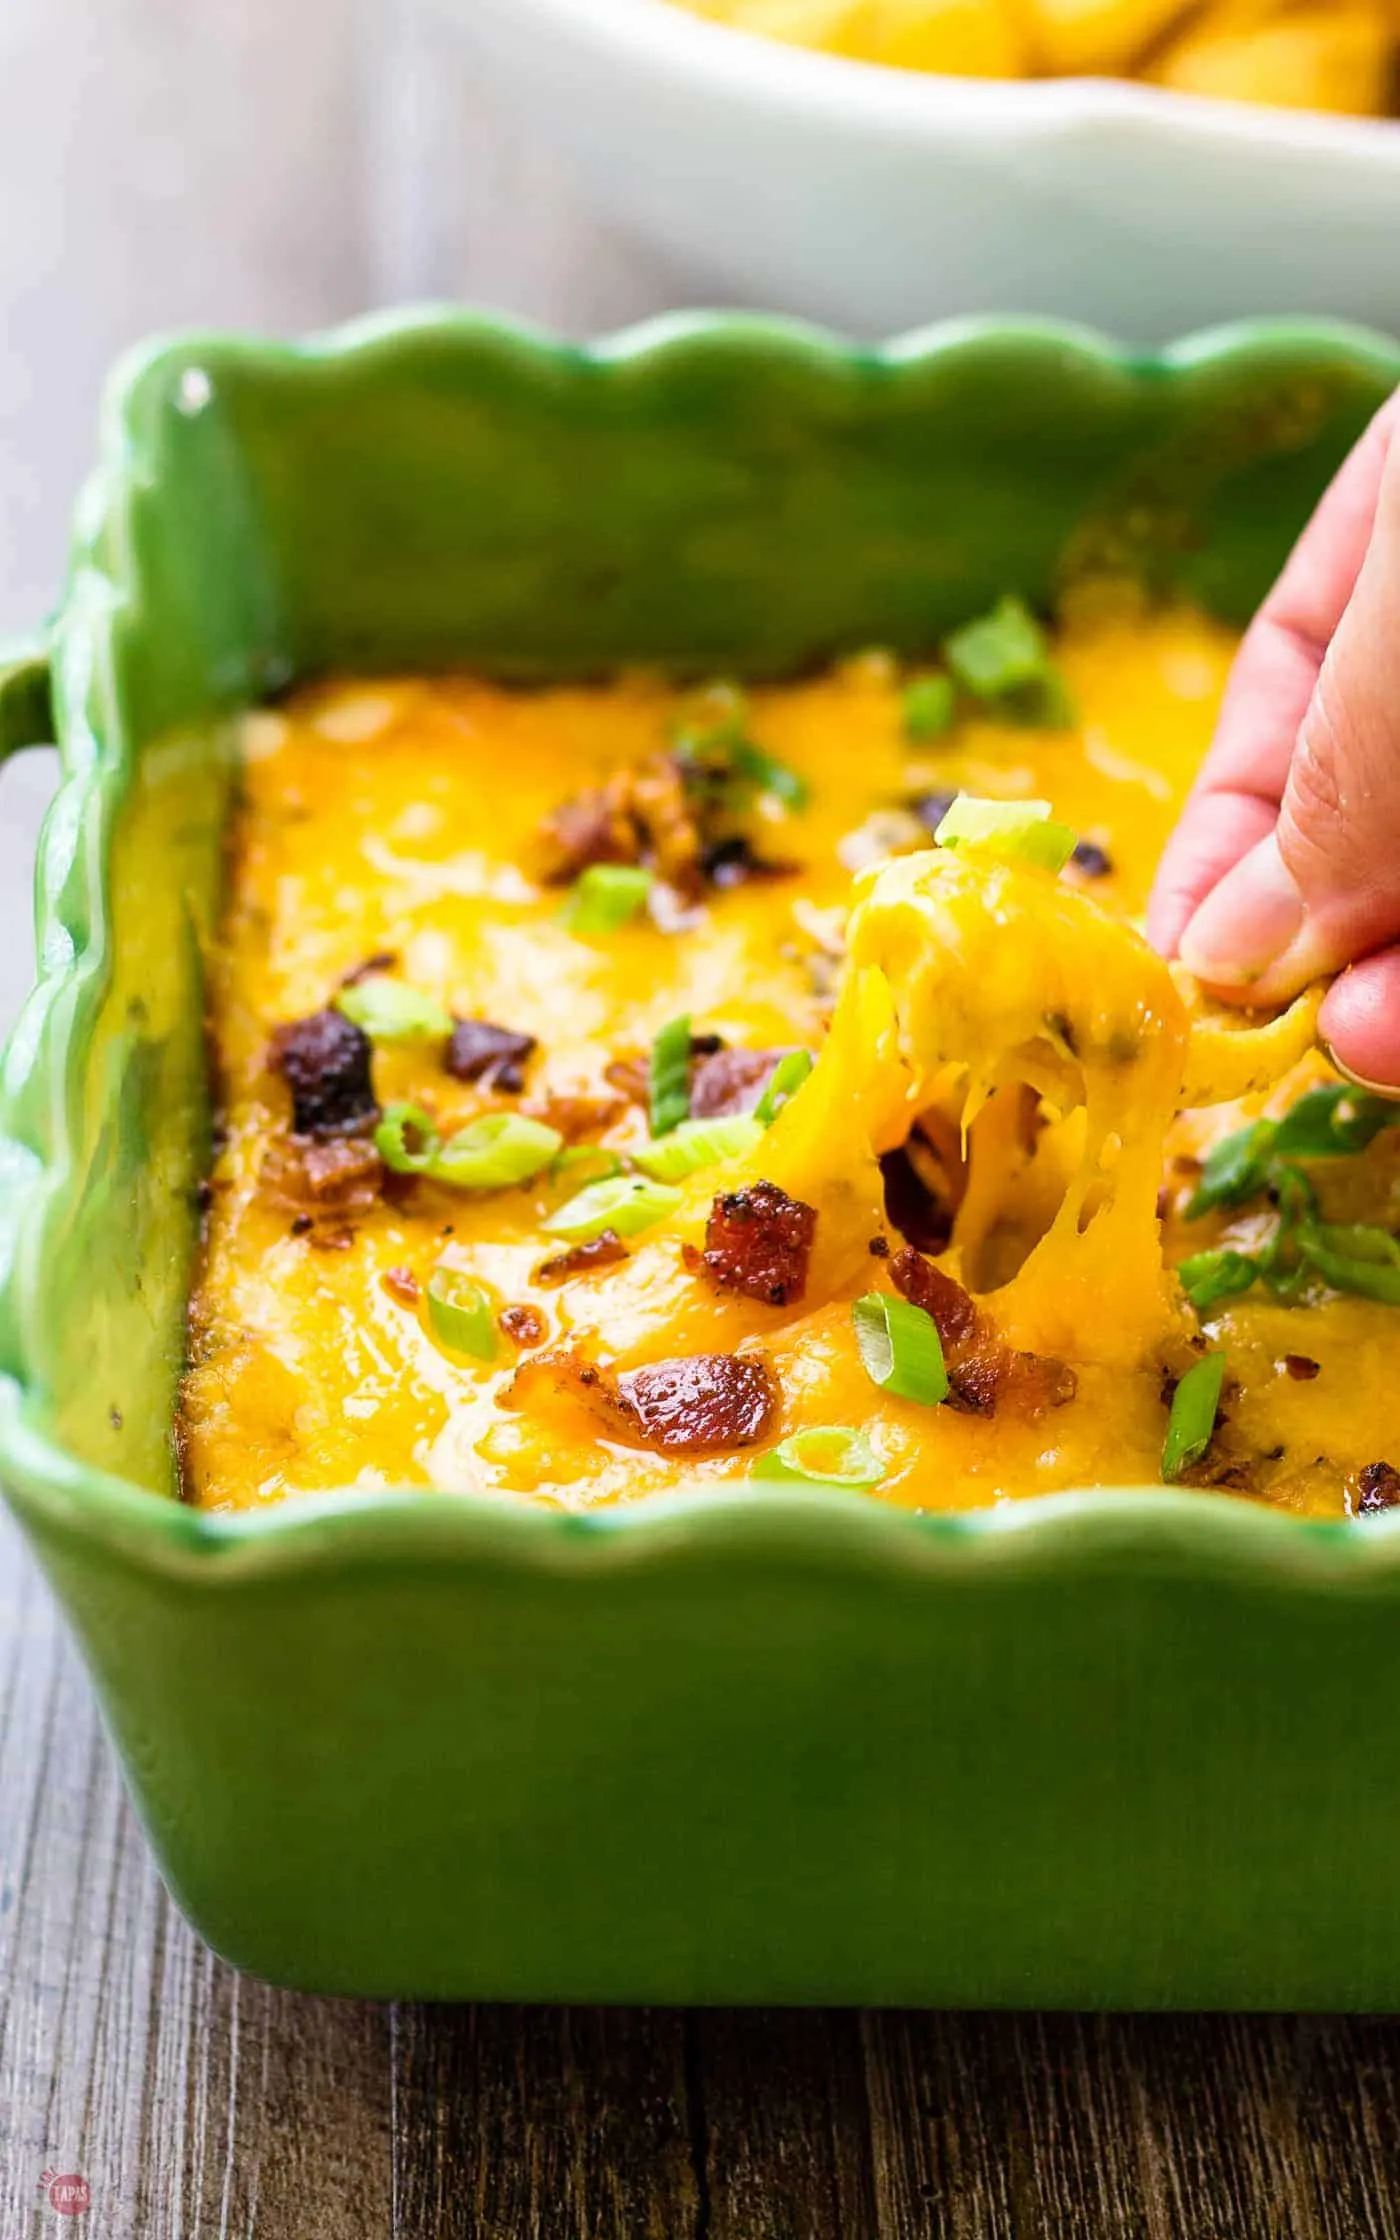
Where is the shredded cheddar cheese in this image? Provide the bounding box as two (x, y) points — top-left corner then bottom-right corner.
(179, 607), (1400, 1519)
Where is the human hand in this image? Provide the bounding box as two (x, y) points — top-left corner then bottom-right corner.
(1147, 388), (1400, 1091)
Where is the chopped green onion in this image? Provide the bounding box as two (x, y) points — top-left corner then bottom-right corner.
(649, 1014), (693, 1138)
(1297, 1221), (1400, 1305)
(728, 737), (810, 812)
(1273, 1083), (1400, 1159)
(943, 596), (1075, 727)
(901, 673), (956, 743)
(934, 795), (1077, 874)
(543, 1173), (683, 1242)
(1162, 1352), (1226, 1482)
(1177, 1248), (1258, 1315)
(1185, 1119), (1278, 1218)
(851, 1292), (948, 1406)
(336, 978), (452, 1041)
(377, 1107), (561, 1189)
(562, 863), (653, 934)
(673, 701), (810, 814)
(750, 1427), (886, 1489)
(431, 1113), (562, 1190)
(632, 1115), (764, 1182)
(755, 1049), (815, 1126)
(425, 1266), (498, 1362)
(374, 1103), (440, 1174)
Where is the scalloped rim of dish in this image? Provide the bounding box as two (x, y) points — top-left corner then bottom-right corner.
(452, 0), (1400, 159)
(4, 304), (1400, 1580)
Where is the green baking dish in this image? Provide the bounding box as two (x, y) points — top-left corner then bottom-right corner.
(5, 309), (1400, 2007)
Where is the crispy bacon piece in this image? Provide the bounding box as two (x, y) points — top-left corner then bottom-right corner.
(890, 1247), (1076, 1418)
(1283, 1354), (1320, 1382)
(520, 1090), (627, 1144)
(261, 1134), (384, 1219)
(607, 1033), (726, 1113)
(381, 1265), (420, 1305)
(269, 1009), (377, 1138)
(692, 1180), (816, 1307)
(538, 755), (705, 897)
(446, 1018), (537, 1094)
(689, 1048), (789, 1121)
(514, 1347), (777, 1454)
(699, 835), (800, 890)
(615, 1355), (777, 1453)
(1356, 1461), (1400, 1515)
(500, 1304), (547, 1348)
(534, 1230), (630, 1286)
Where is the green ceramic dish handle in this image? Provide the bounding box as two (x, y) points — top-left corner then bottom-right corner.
(0, 638), (54, 758)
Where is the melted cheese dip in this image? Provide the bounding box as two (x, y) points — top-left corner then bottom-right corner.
(180, 606), (1396, 1517)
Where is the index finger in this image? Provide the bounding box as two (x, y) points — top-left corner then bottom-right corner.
(1146, 388), (1400, 959)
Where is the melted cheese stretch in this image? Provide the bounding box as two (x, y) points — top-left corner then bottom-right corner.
(180, 611), (1385, 1517)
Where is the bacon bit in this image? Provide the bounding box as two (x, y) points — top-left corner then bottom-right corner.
(289, 1214), (313, 1236)
(700, 836), (800, 890)
(338, 949), (399, 989)
(520, 1090), (627, 1144)
(891, 1247), (1076, 1418)
(381, 1265), (421, 1306)
(604, 1054), (652, 1108)
(261, 1134), (384, 1218)
(691, 1180), (817, 1307)
(446, 1018), (537, 1094)
(1356, 1461), (1400, 1515)
(269, 1009), (377, 1138)
(514, 1346), (777, 1453)
(690, 1048), (791, 1121)
(1069, 839), (1113, 880)
(607, 1033), (727, 1113)
(309, 1225), (356, 1252)
(615, 1354), (778, 1453)
(538, 754), (705, 897)
(868, 1235), (890, 1258)
(500, 1304), (547, 1348)
(534, 1230), (630, 1285)
(1283, 1354), (1321, 1382)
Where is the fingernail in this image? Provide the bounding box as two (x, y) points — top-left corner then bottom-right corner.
(1177, 836), (1305, 989)
(1319, 1039), (1400, 1100)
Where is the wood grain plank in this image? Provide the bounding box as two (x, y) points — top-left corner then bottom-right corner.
(692, 2009), (879, 2240)
(389, 2002), (698, 2240)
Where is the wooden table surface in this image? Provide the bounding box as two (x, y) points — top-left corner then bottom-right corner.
(5, 70), (1400, 2238)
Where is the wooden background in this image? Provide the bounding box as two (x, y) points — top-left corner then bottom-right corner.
(5, 40), (1400, 2239)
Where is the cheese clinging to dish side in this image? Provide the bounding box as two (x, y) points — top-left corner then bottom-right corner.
(179, 604), (1400, 1520)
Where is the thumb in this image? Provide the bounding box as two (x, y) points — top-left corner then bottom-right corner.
(1179, 427), (1400, 1006)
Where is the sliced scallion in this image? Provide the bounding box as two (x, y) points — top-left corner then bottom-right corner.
(632, 1115), (764, 1183)
(425, 1266), (498, 1362)
(728, 737), (810, 811)
(750, 1427), (886, 1490)
(1162, 1352), (1226, 1482)
(542, 1173), (683, 1242)
(649, 1014), (693, 1138)
(1297, 1221), (1400, 1305)
(754, 1049), (814, 1126)
(934, 795), (1077, 874)
(562, 863), (653, 935)
(1185, 1119), (1277, 1219)
(943, 596), (1076, 726)
(374, 1103), (440, 1174)
(1177, 1248), (1258, 1316)
(431, 1113), (562, 1190)
(376, 1106), (561, 1190)
(1273, 1083), (1400, 1159)
(336, 978), (451, 1041)
(901, 673), (956, 743)
(852, 1292), (948, 1406)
